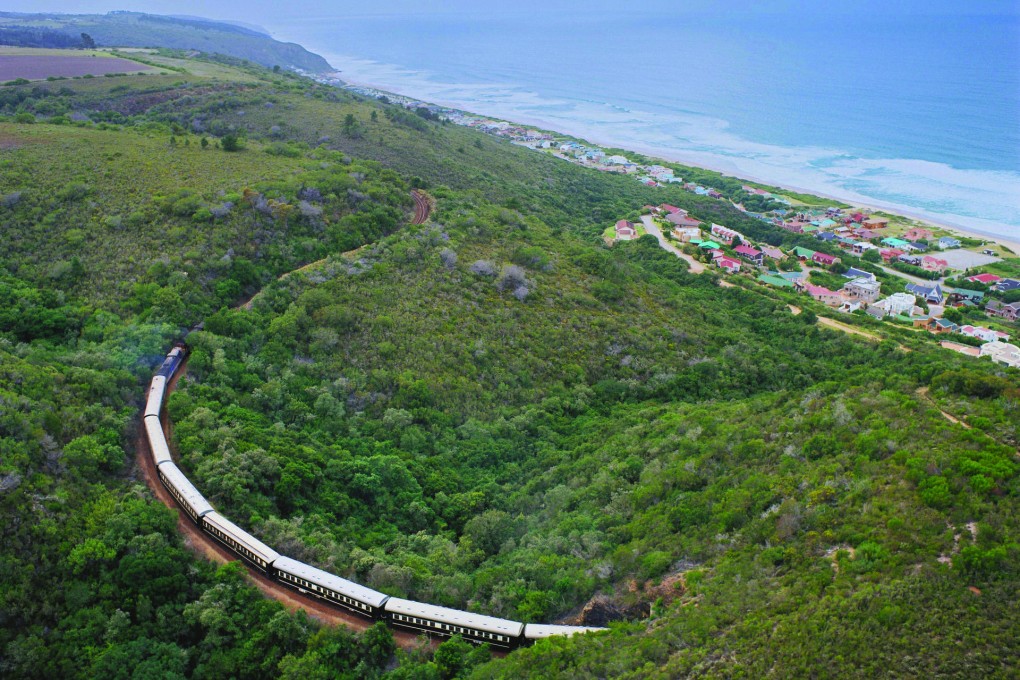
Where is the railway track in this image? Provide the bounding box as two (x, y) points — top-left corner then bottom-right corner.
(411, 190), (431, 224)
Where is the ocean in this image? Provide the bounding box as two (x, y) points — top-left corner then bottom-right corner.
(275, 10), (1020, 242)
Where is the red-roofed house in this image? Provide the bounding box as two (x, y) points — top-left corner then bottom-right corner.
(760, 245), (784, 260)
(880, 248), (904, 262)
(667, 213), (701, 229)
(784, 221), (806, 234)
(715, 256), (741, 273)
(805, 284), (843, 307)
(710, 223), (742, 244)
(734, 244), (764, 266)
(615, 220), (637, 240)
(812, 252), (838, 266)
(660, 204), (684, 215)
(904, 228), (934, 241)
(967, 273), (1002, 285)
(921, 255), (949, 274)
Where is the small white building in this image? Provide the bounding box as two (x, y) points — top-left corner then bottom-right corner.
(605, 155), (630, 165)
(872, 292), (916, 317)
(980, 341), (1020, 368)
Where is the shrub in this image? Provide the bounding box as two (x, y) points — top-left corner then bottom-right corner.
(440, 248), (458, 270)
(469, 260), (496, 277)
(497, 264), (527, 291)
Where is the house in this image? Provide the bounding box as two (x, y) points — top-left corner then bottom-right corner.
(986, 299), (1020, 321)
(758, 274), (794, 288)
(843, 277), (882, 303)
(698, 240), (722, 250)
(850, 212), (866, 223)
(673, 226), (701, 242)
(605, 155), (630, 165)
(843, 267), (876, 281)
(838, 300), (862, 313)
(715, 256), (741, 273)
(760, 245), (785, 261)
(938, 236), (961, 249)
(967, 273), (1001, 285)
(948, 288), (984, 306)
(880, 248), (905, 262)
(660, 204), (684, 215)
(667, 213), (701, 229)
(734, 244), (764, 266)
(615, 220), (637, 240)
(852, 241), (879, 255)
(805, 284), (843, 307)
(856, 229), (881, 240)
(904, 242), (928, 252)
(816, 231), (838, 242)
(906, 283), (944, 305)
(898, 254), (922, 266)
(872, 292), (917, 317)
(960, 325), (1010, 343)
(979, 341), (1020, 369)
(995, 279), (1020, 292)
(882, 237), (911, 248)
(921, 256), (949, 274)
(710, 224), (742, 243)
(913, 316), (959, 334)
(904, 228), (934, 241)
(812, 252), (838, 267)
(863, 217), (889, 229)
(791, 246), (816, 261)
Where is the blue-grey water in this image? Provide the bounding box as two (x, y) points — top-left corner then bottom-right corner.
(276, 11), (1020, 241)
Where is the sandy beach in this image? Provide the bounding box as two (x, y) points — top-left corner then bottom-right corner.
(332, 71), (1020, 256)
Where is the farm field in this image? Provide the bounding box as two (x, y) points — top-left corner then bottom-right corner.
(0, 50), (156, 81)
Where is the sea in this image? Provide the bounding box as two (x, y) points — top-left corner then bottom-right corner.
(274, 10), (1020, 242)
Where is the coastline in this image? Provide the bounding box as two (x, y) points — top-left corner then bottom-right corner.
(329, 69), (1020, 256)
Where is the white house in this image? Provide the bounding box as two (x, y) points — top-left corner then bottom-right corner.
(872, 292), (916, 317)
(605, 155), (630, 165)
(980, 341), (1020, 368)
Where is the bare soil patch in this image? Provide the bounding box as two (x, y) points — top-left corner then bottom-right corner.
(0, 55), (152, 81)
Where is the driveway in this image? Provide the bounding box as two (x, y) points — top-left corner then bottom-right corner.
(640, 215), (705, 273)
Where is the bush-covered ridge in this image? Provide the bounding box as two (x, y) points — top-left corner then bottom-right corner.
(0, 52), (1016, 679)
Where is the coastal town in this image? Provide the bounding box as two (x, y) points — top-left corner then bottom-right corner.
(318, 77), (1020, 370)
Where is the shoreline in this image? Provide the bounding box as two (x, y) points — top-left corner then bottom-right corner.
(329, 70), (1020, 256)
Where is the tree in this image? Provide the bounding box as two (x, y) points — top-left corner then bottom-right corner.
(341, 113), (360, 138)
(221, 134), (242, 152)
(80, 33), (96, 49)
(201, 136), (209, 149)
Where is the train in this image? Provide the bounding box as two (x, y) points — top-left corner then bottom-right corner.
(143, 343), (604, 650)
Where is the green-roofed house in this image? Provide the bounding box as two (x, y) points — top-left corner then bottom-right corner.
(881, 237), (910, 248)
(699, 240), (721, 250)
(758, 274), (794, 288)
(792, 246), (816, 260)
(948, 288), (985, 305)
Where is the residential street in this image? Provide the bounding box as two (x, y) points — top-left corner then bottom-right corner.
(640, 215), (706, 273)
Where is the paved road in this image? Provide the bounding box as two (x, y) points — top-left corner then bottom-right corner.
(639, 215), (705, 273)
(875, 262), (941, 287)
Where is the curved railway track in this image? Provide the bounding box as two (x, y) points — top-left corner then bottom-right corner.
(411, 190), (431, 225)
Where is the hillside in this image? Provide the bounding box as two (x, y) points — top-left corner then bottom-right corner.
(0, 11), (332, 73)
(0, 50), (1017, 679)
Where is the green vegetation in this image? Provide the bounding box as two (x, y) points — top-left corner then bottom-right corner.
(0, 49), (1017, 679)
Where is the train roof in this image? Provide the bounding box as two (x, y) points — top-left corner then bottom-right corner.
(272, 556), (389, 608)
(384, 597), (525, 637)
(143, 415), (173, 466)
(144, 375), (167, 418)
(523, 624), (606, 639)
(203, 511), (280, 565)
(158, 461), (213, 517)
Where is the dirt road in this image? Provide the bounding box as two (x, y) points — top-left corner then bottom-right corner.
(134, 366), (429, 649)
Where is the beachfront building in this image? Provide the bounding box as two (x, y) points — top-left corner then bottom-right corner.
(938, 236), (962, 249)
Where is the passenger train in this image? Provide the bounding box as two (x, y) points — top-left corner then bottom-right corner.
(143, 343), (603, 649)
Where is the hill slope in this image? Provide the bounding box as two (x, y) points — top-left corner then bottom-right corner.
(0, 11), (332, 72)
(0, 51), (1017, 679)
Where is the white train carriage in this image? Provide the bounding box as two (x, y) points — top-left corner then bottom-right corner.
(144, 375), (167, 418)
(202, 511), (280, 573)
(384, 598), (525, 649)
(144, 415), (174, 466)
(523, 623), (605, 640)
(157, 461), (213, 522)
(273, 556), (389, 617)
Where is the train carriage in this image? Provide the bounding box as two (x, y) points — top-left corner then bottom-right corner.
(144, 375), (167, 419)
(523, 624), (605, 640)
(144, 415), (173, 466)
(157, 461), (213, 522)
(202, 511), (280, 573)
(383, 598), (525, 649)
(273, 556), (389, 618)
